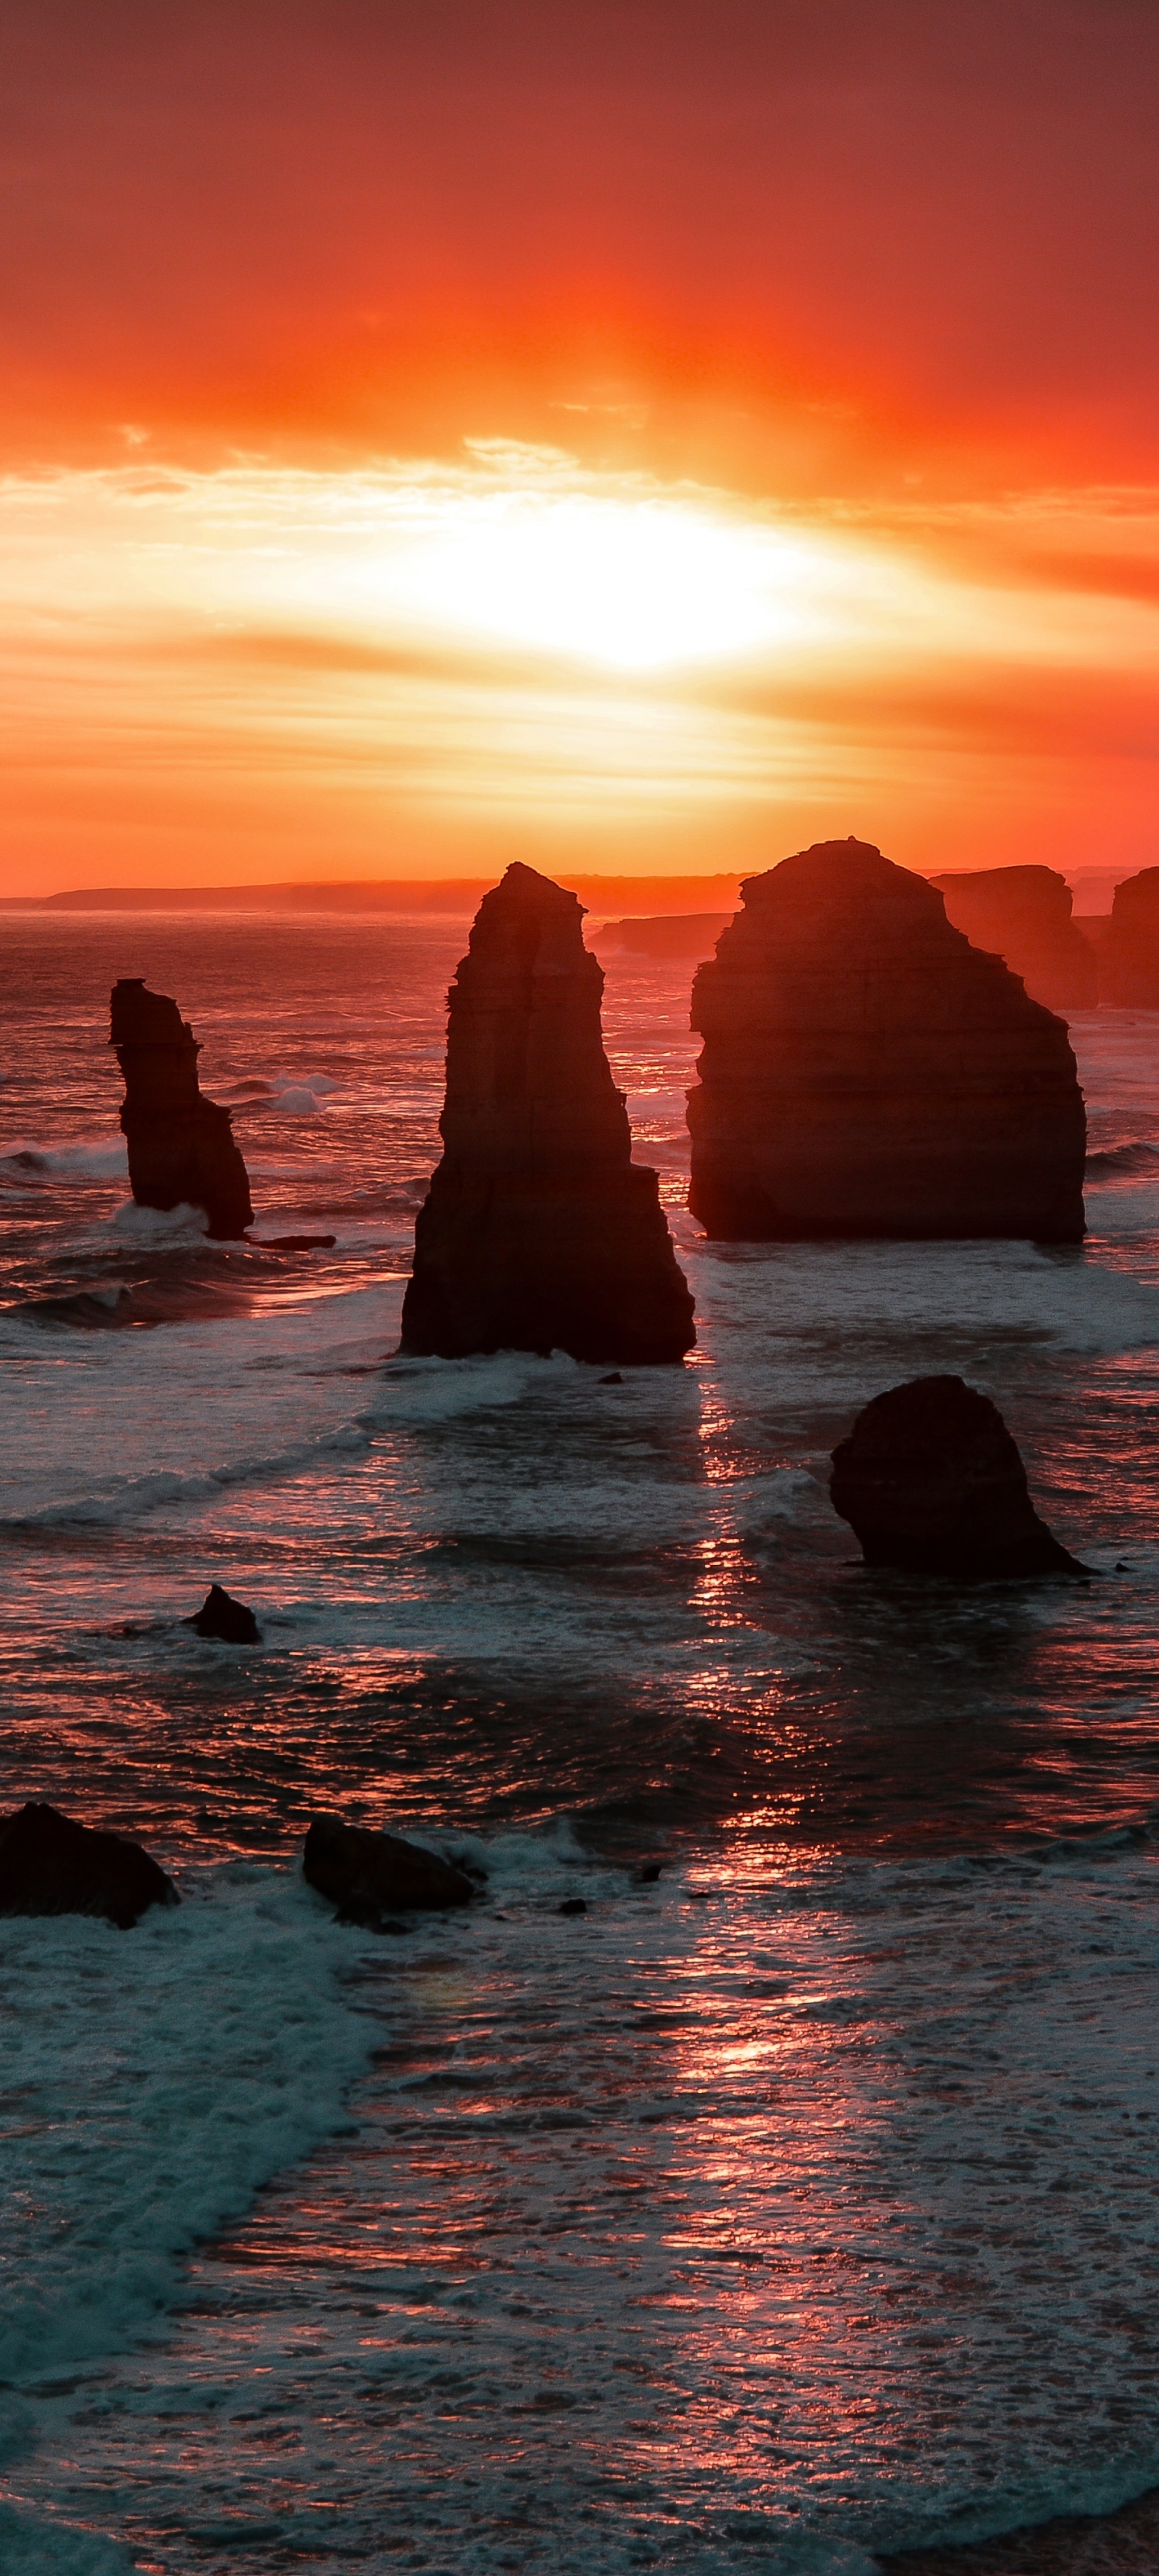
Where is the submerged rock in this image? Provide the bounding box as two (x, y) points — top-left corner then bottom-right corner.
(829, 1375), (1088, 1579)
(1098, 869), (1159, 1006)
(401, 862), (695, 1361)
(110, 978), (254, 1240)
(930, 865), (1097, 1014)
(0, 1801), (179, 1928)
(303, 1814), (474, 1917)
(687, 839), (1086, 1241)
(190, 1584), (261, 1643)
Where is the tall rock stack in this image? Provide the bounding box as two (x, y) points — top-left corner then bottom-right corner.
(687, 838), (1086, 1242)
(401, 863), (695, 1362)
(1098, 869), (1159, 1006)
(929, 865), (1097, 1014)
(110, 979), (254, 1239)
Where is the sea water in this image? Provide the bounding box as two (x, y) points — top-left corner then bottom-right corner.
(2, 913), (1159, 2574)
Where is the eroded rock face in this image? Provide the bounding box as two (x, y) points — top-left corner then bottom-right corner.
(303, 1815), (474, 1918)
(1099, 869), (1159, 1006)
(687, 840), (1086, 1241)
(401, 863), (695, 1361)
(0, 1802), (179, 1928)
(110, 979), (254, 1240)
(830, 1376), (1087, 1579)
(930, 866), (1097, 1014)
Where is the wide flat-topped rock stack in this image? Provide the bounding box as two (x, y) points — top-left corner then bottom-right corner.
(687, 837), (1086, 1242)
(402, 863), (695, 1362)
(110, 977), (254, 1240)
(1098, 868), (1159, 1007)
(930, 865), (1097, 1014)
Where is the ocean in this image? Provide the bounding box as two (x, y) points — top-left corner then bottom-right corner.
(2, 911), (1159, 2575)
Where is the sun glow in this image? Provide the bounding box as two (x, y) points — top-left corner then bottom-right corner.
(383, 494), (837, 670)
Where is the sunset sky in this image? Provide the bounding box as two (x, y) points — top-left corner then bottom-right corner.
(4, 0), (1159, 894)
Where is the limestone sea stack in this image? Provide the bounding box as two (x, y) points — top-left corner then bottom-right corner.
(1098, 869), (1159, 1006)
(110, 978), (254, 1239)
(401, 863), (695, 1362)
(929, 865), (1097, 1014)
(687, 839), (1086, 1241)
(830, 1376), (1088, 1579)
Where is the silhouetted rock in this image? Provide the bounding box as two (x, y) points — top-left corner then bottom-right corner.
(830, 1376), (1088, 1579)
(0, 1801), (179, 1928)
(110, 978), (254, 1238)
(303, 1814), (474, 1916)
(1098, 869), (1159, 1006)
(190, 1584), (261, 1643)
(255, 1234), (336, 1251)
(401, 863), (696, 1361)
(930, 866), (1097, 1013)
(688, 839), (1086, 1241)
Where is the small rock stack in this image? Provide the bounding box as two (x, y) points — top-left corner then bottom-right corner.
(930, 865), (1097, 1014)
(110, 979), (253, 1240)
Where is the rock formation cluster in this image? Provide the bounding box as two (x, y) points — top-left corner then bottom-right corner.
(402, 862), (695, 1362)
(687, 839), (1086, 1242)
(829, 1375), (1088, 1579)
(110, 977), (254, 1239)
(1097, 869), (1159, 1007)
(930, 865), (1097, 1013)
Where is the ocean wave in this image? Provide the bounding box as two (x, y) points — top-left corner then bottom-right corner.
(4, 1138), (130, 1182)
(0, 1868), (376, 2386)
(1085, 1138), (1159, 1176)
(2, 1411), (375, 1531)
(107, 1199), (215, 1242)
(0, 2503), (138, 2574)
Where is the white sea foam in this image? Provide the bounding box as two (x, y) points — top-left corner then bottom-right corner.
(109, 1199), (209, 1242)
(0, 1868), (376, 2388)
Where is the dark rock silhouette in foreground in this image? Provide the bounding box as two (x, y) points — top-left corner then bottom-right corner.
(303, 1814), (474, 1922)
(930, 866), (1097, 1014)
(830, 1376), (1088, 1579)
(110, 978), (254, 1239)
(0, 1801), (179, 1928)
(189, 1584), (260, 1643)
(1098, 869), (1159, 1006)
(401, 863), (695, 1361)
(688, 840), (1086, 1241)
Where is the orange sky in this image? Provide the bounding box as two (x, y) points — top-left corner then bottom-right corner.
(3, 0), (1159, 894)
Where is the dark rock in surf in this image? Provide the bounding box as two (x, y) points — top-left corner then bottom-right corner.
(1098, 869), (1159, 1007)
(303, 1814), (474, 1917)
(254, 1234), (336, 1251)
(110, 978), (254, 1240)
(0, 1801), (179, 1929)
(830, 1376), (1088, 1579)
(930, 866), (1097, 1014)
(190, 1583), (261, 1643)
(401, 862), (695, 1362)
(687, 840), (1086, 1241)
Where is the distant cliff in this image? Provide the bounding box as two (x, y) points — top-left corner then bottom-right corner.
(1097, 869), (1159, 1006)
(687, 838), (1086, 1242)
(402, 863), (695, 1362)
(110, 979), (254, 1240)
(930, 865), (1096, 1013)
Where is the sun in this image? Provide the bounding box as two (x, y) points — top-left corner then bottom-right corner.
(385, 491), (831, 671)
